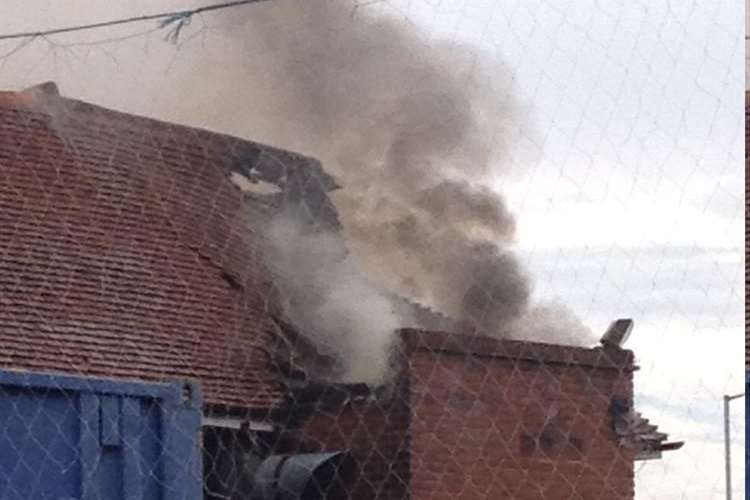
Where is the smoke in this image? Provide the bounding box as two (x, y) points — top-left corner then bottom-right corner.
(264, 207), (400, 385)
(502, 303), (593, 347)
(205, 0), (593, 382)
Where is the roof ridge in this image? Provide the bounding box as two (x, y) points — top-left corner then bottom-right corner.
(0, 82), (58, 109)
(0, 83), (334, 182)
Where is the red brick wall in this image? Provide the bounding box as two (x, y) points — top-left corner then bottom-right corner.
(285, 331), (635, 500)
(276, 378), (411, 499)
(406, 338), (635, 500)
(301, 397), (410, 498)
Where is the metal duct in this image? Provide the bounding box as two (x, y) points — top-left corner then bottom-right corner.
(252, 451), (354, 500)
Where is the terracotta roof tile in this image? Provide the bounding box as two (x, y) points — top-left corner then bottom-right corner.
(0, 84), (335, 408)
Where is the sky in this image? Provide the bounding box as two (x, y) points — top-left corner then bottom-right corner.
(0, 1), (744, 498)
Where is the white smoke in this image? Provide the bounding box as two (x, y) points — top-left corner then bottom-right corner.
(264, 208), (401, 385)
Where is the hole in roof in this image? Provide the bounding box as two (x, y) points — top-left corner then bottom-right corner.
(229, 171), (282, 196)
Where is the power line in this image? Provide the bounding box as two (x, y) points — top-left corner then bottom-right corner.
(0, 0), (270, 42)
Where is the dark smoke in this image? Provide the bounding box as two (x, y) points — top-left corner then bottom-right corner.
(205, 0), (591, 382)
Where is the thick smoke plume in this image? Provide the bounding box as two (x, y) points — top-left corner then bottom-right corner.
(211, 0), (592, 382)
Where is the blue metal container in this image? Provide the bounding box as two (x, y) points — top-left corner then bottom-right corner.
(0, 369), (203, 500)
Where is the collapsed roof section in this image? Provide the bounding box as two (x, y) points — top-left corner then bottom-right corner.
(223, 131), (341, 232)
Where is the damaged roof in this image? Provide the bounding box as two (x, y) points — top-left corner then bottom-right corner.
(0, 82), (339, 408)
(611, 399), (685, 460)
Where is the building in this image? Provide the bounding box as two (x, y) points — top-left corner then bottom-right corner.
(277, 328), (684, 500)
(0, 83), (680, 499)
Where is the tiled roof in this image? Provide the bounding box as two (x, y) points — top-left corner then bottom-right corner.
(0, 83), (336, 408)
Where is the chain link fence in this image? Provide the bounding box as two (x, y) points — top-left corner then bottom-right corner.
(0, 1), (744, 499)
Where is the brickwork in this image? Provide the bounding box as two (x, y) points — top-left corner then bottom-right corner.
(286, 330), (636, 500)
(274, 369), (412, 499)
(297, 387), (411, 499)
(405, 331), (635, 500)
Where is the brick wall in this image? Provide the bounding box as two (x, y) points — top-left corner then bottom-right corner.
(404, 330), (635, 500)
(284, 330), (635, 500)
(275, 378), (411, 499)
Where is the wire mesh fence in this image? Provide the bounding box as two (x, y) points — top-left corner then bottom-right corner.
(0, 1), (744, 499)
